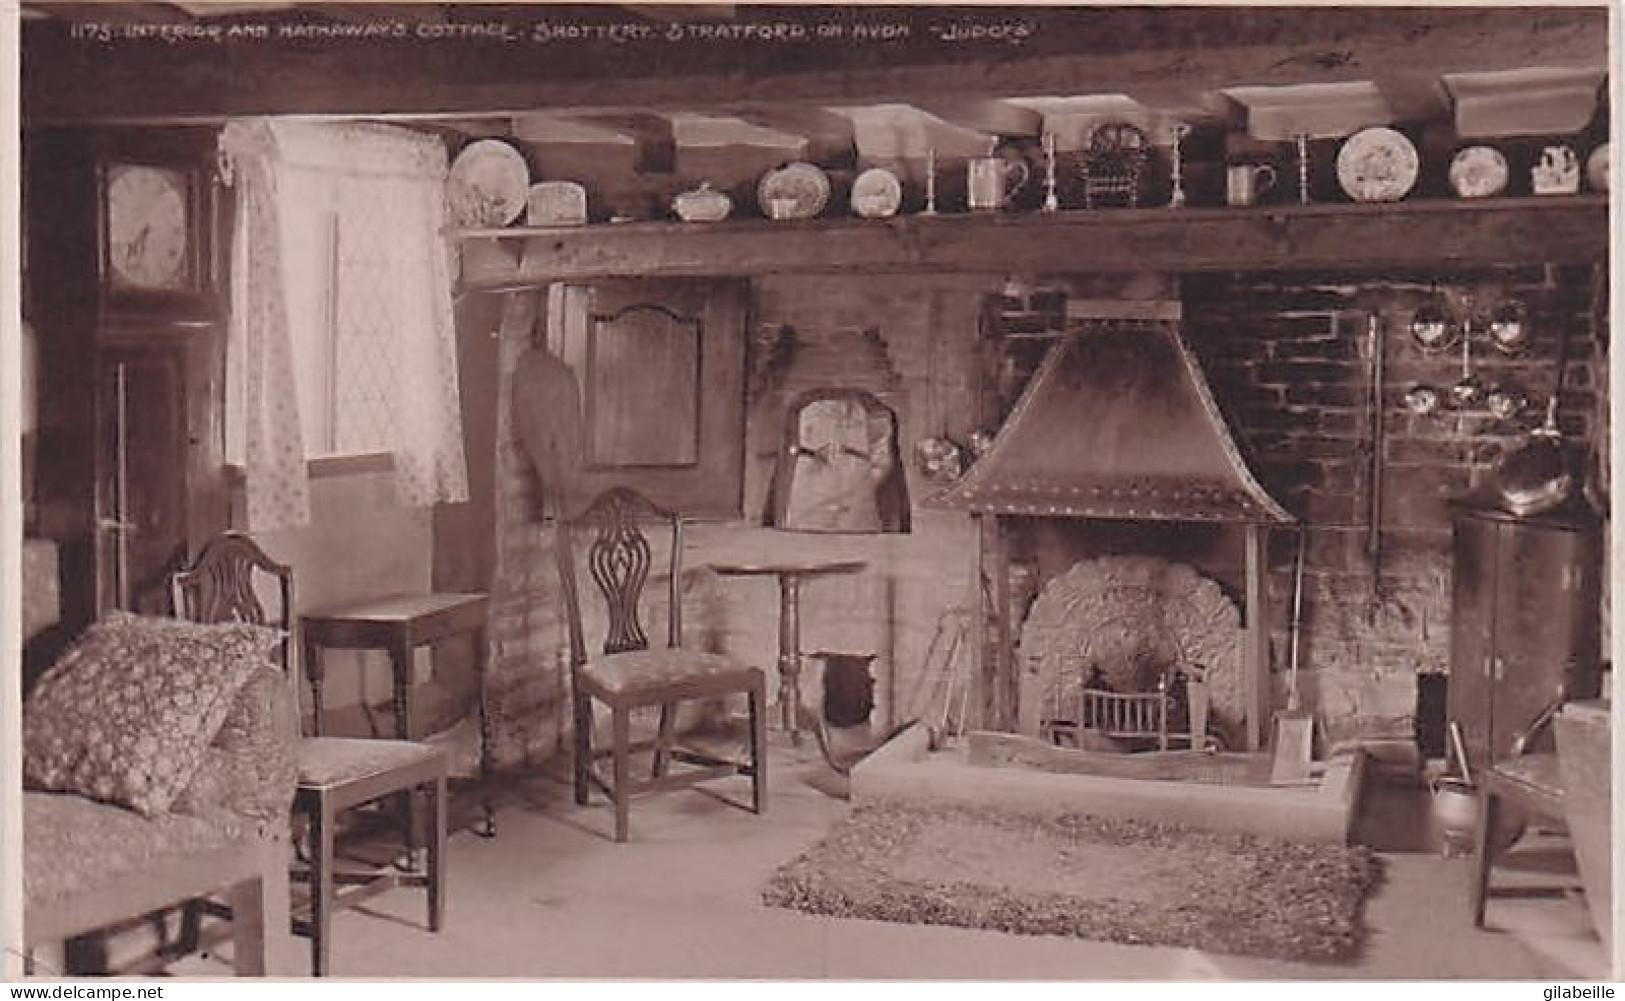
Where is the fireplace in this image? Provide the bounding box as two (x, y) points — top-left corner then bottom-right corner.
(929, 304), (1293, 749)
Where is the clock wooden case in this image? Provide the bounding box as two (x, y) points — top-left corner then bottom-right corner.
(26, 127), (230, 634)
(94, 134), (221, 318)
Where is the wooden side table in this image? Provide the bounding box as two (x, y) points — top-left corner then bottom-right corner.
(707, 559), (867, 745)
(301, 592), (494, 837)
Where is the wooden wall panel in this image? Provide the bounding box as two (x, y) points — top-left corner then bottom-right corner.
(549, 278), (747, 519)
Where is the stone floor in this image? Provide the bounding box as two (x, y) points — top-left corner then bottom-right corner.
(169, 736), (1613, 981)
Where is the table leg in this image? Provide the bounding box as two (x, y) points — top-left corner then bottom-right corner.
(302, 633), (326, 737)
(778, 573), (803, 745)
(389, 637), (420, 858)
(473, 624), (496, 838)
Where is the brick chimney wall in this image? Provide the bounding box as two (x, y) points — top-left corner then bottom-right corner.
(1184, 266), (1606, 746)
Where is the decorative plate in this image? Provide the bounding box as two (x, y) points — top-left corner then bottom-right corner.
(1335, 127), (1420, 203)
(1448, 145), (1509, 199)
(850, 167), (902, 218)
(757, 162), (831, 221)
(1587, 142), (1610, 192)
(448, 140), (530, 227)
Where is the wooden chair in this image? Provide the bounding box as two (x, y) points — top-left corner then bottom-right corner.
(172, 532), (448, 977)
(556, 486), (767, 842)
(1470, 690), (1570, 927)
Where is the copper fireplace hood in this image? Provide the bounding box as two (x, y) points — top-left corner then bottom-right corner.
(931, 320), (1293, 523)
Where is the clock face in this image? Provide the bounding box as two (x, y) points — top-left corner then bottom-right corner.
(106, 163), (191, 291)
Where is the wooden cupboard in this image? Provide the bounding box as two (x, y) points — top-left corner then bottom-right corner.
(1448, 501), (1602, 772)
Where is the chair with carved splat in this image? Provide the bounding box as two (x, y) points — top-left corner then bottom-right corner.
(556, 487), (768, 842)
(171, 531), (447, 977)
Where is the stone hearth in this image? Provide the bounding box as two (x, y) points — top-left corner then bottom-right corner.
(852, 723), (1367, 844)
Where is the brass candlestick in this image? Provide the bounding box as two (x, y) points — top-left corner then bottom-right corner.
(1295, 132), (1312, 205)
(1168, 123), (1190, 208)
(1042, 133), (1059, 213)
(922, 147), (938, 215)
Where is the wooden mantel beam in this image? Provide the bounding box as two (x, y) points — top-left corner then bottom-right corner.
(21, 5), (1607, 124)
(454, 197), (1609, 287)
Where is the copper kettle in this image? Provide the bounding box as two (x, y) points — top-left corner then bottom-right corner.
(1494, 396), (1572, 517)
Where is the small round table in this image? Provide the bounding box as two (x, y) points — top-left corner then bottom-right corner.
(707, 558), (868, 745)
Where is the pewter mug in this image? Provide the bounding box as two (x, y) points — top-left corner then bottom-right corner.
(967, 155), (1030, 210)
(1226, 163), (1277, 206)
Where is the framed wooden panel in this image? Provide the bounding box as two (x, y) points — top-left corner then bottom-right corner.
(550, 278), (747, 519)
(584, 304), (701, 468)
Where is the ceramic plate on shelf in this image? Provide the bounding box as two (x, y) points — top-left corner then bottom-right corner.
(757, 162), (831, 220)
(1587, 142), (1610, 192)
(448, 140), (531, 227)
(1335, 127), (1419, 203)
(1448, 145), (1509, 199)
(850, 167), (903, 218)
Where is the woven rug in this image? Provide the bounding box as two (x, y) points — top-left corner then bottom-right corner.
(763, 802), (1380, 963)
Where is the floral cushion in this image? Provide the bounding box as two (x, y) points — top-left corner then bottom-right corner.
(23, 612), (282, 818)
(583, 648), (760, 696)
(171, 667), (298, 825)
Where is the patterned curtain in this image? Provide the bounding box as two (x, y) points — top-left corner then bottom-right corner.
(220, 119), (469, 528)
(220, 120), (311, 531)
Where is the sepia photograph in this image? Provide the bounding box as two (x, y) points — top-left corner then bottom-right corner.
(4, 0), (1617, 983)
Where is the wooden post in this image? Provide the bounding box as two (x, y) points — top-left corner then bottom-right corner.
(969, 513), (987, 732)
(1243, 522), (1272, 751)
(988, 515), (1014, 730)
(971, 513), (1005, 732)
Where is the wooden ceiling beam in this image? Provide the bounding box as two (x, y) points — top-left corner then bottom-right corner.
(914, 100), (1044, 139)
(21, 6), (1606, 125)
(727, 105), (857, 167)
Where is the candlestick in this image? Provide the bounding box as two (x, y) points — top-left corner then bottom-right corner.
(923, 147), (938, 215)
(1295, 132), (1311, 205)
(1042, 133), (1059, 213)
(1168, 123), (1190, 209)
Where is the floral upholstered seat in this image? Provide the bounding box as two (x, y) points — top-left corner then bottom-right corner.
(23, 794), (255, 913)
(21, 615), (299, 975)
(295, 737), (444, 789)
(583, 648), (755, 696)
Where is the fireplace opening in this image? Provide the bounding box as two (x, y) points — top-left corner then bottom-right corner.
(1018, 552), (1247, 753)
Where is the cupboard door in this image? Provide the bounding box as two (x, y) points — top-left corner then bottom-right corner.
(550, 279), (747, 518)
(1448, 515), (1498, 767)
(1492, 521), (1598, 757)
(95, 329), (225, 616)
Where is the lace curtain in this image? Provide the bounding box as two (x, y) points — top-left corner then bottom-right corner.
(220, 119), (469, 531)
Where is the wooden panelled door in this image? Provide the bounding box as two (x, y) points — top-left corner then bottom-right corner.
(95, 328), (226, 616)
(550, 279), (748, 519)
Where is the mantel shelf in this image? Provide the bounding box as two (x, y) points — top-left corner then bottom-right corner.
(453, 195), (1610, 288)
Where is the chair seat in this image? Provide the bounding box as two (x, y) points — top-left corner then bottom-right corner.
(582, 648), (759, 697)
(23, 791), (254, 911)
(297, 737), (444, 789)
(1489, 752), (1565, 803)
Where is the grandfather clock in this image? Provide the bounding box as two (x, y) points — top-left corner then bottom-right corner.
(27, 127), (229, 625)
